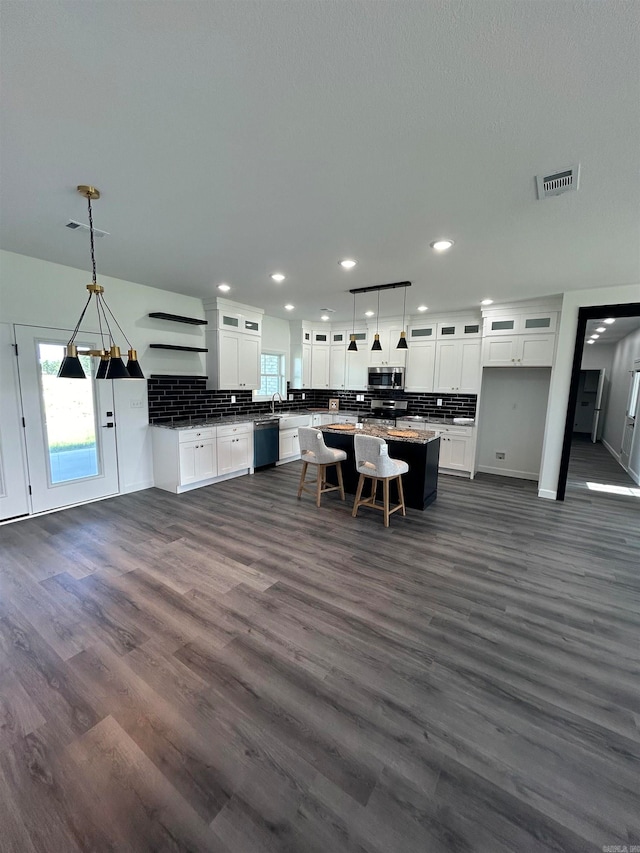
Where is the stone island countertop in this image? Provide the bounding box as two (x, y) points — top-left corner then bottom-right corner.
(321, 424), (440, 445)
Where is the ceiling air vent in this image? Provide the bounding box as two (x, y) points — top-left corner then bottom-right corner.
(66, 220), (110, 238)
(536, 164), (580, 199)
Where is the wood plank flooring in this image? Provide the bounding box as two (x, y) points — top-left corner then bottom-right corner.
(0, 458), (638, 852)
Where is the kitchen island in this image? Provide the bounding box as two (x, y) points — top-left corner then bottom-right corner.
(321, 424), (440, 510)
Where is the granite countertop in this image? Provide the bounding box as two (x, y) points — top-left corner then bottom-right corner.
(151, 408), (371, 430)
(399, 415), (475, 427)
(321, 424), (439, 445)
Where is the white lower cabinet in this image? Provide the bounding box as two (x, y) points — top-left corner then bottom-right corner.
(311, 413), (335, 427)
(279, 427), (301, 460)
(396, 420), (475, 477)
(333, 414), (358, 425)
(178, 438), (217, 485)
(152, 422), (253, 494)
(217, 423), (253, 476)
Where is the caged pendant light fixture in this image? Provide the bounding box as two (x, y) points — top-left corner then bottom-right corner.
(58, 185), (144, 380)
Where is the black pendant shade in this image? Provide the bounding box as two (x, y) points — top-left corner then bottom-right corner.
(126, 349), (145, 379)
(57, 345), (86, 379)
(105, 354), (130, 380)
(95, 356), (109, 379)
(396, 331), (408, 349)
(347, 335), (358, 352)
(371, 334), (382, 351)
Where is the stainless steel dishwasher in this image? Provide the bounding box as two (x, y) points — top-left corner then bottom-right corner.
(253, 419), (279, 469)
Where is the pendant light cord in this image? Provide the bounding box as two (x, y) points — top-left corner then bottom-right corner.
(376, 290), (380, 333)
(401, 286), (406, 331)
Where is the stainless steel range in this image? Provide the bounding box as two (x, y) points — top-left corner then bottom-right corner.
(363, 399), (408, 428)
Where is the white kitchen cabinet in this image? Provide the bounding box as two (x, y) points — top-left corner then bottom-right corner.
(436, 319), (482, 339)
(178, 437), (217, 485)
(311, 413), (334, 427)
(152, 426), (222, 493)
(333, 414), (358, 425)
(301, 342), (312, 389)
(395, 420), (475, 476)
(368, 324), (407, 367)
(434, 339), (481, 393)
(345, 335), (369, 390)
(405, 340), (436, 392)
(483, 310), (557, 337)
(329, 343), (346, 389)
(279, 427), (301, 460)
(204, 298), (263, 391)
(311, 344), (330, 389)
(216, 331), (260, 390)
(482, 334), (556, 367)
(216, 423), (253, 476)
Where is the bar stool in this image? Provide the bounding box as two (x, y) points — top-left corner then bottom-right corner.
(297, 427), (347, 507)
(352, 434), (408, 527)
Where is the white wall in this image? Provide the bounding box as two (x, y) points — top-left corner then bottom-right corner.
(261, 315), (291, 381)
(538, 283), (640, 499)
(477, 367), (551, 480)
(602, 327), (640, 457)
(580, 342), (615, 373)
(0, 250), (207, 494)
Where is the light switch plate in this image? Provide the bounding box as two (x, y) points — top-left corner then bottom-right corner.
(130, 399), (143, 409)
(231, 395), (236, 404)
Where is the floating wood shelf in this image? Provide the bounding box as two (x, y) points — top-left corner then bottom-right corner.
(149, 312), (208, 325)
(149, 344), (208, 353)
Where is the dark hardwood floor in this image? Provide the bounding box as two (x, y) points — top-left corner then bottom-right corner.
(0, 460), (638, 852)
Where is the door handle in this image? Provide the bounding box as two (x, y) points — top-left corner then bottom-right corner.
(102, 422), (114, 428)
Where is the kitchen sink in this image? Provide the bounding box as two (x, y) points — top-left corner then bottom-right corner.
(278, 413), (311, 430)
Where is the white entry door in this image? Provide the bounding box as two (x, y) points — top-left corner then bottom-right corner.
(15, 325), (120, 514)
(620, 361), (640, 474)
(0, 324), (30, 520)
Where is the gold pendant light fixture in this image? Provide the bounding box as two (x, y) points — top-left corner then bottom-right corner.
(348, 290), (358, 351)
(396, 285), (408, 349)
(348, 281), (411, 352)
(58, 185), (144, 380)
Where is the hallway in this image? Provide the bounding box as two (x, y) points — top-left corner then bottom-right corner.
(567, 435), (639, 502)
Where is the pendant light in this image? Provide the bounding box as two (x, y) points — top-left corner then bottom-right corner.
(58, 185), (144, 380)
(348, 291), (358, 351)
(396, 286), (408, 349)
(371, 289), (382, 351)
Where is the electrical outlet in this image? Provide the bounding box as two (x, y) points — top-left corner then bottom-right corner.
(130, 399), (143, 409)
(230, 395), (236, 404)
(289, 394), (293, 401)
(356, 394), (365, 402)
(302, 393), (305, 400)
(436, 398), (443, 407)
(496, 452), (505, 460)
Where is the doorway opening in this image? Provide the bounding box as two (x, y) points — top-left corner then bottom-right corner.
(558, 303), (640, 502)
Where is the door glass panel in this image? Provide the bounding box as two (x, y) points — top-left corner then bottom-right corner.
(411, 328), (433, 337)
(491, 320), (515, 331)
(441, 326), (455, 335)
(464, 324), (480, 334)
(38, 343), (100, 484)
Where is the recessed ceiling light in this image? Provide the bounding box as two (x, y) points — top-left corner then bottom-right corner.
(217, 283), (231, 292)
(604, 318), (616, 324)
(430, 239), (454, 252)
(271, 273), (285, 282)
(340, 259), (357, 269)
(595, 327), (606, 333)
(364, 310), (375, 317)
(586, 340), (595, 345)
(417, 305), (428, 312)
(321, 315), (330, 321)
(591, 334), (600, 339)
(480, 298), (493, 306)
(284, 304), (295, 311)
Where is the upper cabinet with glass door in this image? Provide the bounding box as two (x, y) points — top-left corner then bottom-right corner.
(483, 311), (558, 337)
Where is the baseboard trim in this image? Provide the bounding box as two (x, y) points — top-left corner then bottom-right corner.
(538, 488), (557, 500)
(476, 465), (539, 481)
(601, 438), (620, 463)
(121, 479), (154, 494)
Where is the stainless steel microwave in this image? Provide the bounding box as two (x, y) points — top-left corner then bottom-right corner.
(367, 366), (405, 392)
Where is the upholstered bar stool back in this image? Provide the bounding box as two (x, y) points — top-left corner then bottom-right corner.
(297, 427), (347, 507)
(352, 433), (408, 527)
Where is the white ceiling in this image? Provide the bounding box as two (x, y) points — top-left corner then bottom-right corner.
(1, 1), (639, 323)
(584, 316), (640, 346)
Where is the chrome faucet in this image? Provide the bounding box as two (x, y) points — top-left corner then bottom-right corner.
(270, 392), (284, 414)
